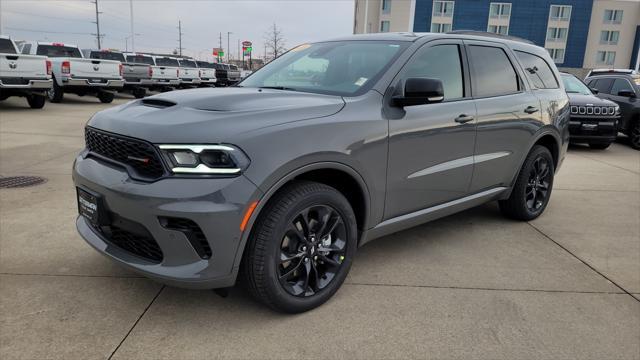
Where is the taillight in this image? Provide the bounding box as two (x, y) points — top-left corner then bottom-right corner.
(118, 63), (124, 77)
(61, 60), (70, 74)
(46, 60), (52, 76)
(148, 66), (153, 77)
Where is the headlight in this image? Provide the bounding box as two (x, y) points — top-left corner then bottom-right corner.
(615, 105), (621, 116)
(158, 144), (250, 175)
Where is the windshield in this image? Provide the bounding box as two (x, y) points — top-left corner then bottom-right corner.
(562, 74), (592, 95)
(155, 57), (179, 67)
(90, 51), (125, 62)
(178, 59), (197, 68)
(126, 55), (154, 65)
(239, 41), (407, 96)
(37, 45), (82, 58)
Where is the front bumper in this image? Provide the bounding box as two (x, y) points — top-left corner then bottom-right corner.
(0, 78), (52, 89)
(569, 116), (619, 143)
(73, 154), (261, 289)
(63, 78), (125, 88)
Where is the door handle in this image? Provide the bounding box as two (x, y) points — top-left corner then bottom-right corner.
(525, 106), (539, 114)
(454, 114), (474, 124)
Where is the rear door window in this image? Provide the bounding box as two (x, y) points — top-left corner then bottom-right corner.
(402, 44), (464, 100)
(591, 78), (614, 94)
(515, 51), (559, 89)
(468, 45), (520, 97)
(0, 39), (17, 54)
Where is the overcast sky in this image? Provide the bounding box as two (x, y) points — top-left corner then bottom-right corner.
(0, 0), (355, 61)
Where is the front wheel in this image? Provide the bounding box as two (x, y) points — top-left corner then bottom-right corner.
(26, 94), (46, 109)
(629, 120), (640, 150)
(499, 145), (555, 221)
(242, 181), (358, 313)
(97, 91), (115, 103)
(132, 87), (146, 99)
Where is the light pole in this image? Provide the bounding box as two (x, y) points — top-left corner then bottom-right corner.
(125, 33), (141, 52)
(227, 31), (232, 63)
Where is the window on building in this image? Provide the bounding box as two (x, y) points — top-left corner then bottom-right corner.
(546, 27), (568, 41)
(596, 51), (616, 65)
(403, 44), (464, 100)
(603, 9), (623, 24)
(549, 5), (572, 21)
(600, 30), (620, 45)
(468, 45), (520, 97)
(489, 3), (511, 18)
(433, 1), (455, 17)
(380, 21), (391, 33)
(488, 25), (509, 35)
(382, 0), (392, 14)
(431, 23), (452, 33)
(515, 50), (559, 89)
(547, 48), (565, 64)
(610, 78), (635, 96)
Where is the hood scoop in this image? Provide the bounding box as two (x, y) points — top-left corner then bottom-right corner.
(141, 99), (177, 109)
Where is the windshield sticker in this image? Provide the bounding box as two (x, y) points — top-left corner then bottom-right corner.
(354, 77), (368, 86)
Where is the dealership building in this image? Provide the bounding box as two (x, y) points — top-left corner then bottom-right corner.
(353, 0), (640, 70)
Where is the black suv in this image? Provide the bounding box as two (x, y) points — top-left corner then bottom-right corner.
(585, 70), (640, 149)
(560, 73), (620, 149)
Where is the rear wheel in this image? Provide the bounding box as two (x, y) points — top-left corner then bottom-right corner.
(589, 142), (611, 150)
(97, 91), (115, 103)
(243, 181), (357, 313)
(47, 80), (64, 103)
(629, 120), (640, 150)
(132, 87), (146, 99)
(499, 145), (554, 221)
(26, 94), (46, 109)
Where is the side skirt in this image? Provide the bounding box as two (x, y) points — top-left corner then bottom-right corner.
(359, 187), (508, 246)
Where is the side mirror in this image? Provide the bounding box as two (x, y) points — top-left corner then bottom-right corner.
(394, 78), (444, 107)
(618, 90), (636, 98)
(590, 87), (599, 94)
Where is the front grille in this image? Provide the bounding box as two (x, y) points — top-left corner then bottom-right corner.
(105, 225), (164, 262)
(85, 127), (165, 180)
(159, 217), (212, 259)
(570, 105), (616, 116)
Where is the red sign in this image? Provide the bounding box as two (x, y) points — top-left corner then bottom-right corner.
(242, 41), (252, 47)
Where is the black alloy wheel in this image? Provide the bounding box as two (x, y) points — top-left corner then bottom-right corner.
(630, 121), (640, 150)
(278, 205), (347, 297)
(524, 156), (551, 212)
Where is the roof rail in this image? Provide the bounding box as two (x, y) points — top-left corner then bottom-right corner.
(446, 30), (535, 45)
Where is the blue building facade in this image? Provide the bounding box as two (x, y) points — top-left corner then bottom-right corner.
(412, 0), (593, 68)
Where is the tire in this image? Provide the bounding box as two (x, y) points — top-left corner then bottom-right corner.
(589, 142), (611, 150)
(97, 91), (115, 103)
(132, 87), (146, 99)
(629, 120), (640, 150)
(47, 79), (64, 103)
(499, 145), (555, 221)
(26, 94), (46, 109)
(242, 181), (358, 313)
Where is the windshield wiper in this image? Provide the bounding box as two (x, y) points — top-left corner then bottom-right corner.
(258, 86), (298, 91)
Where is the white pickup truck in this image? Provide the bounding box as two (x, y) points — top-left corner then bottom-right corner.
(195, 60), (217, 87)
(147, 55), (181, 91)
(176, 58), (201, 87)
(0, 36), (52, 108)
(20, 41), (124, 103)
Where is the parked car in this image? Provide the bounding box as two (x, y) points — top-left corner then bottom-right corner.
(73, 32), (569, 313)
(212, 63), (240, 86)
(21, 41), (124, 103)
(84, 49), (152, 99)
(176, 58), (201, 88)
(0, 35), (52, 108)
(560, 73), (620, 149)
(585, 69), (640, 149)
(146, 54), (181, 91)
(195, 60), (217, 87)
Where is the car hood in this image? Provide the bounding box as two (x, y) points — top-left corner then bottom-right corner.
(566, 93), (617, 106)
(87, 87), (345, 143)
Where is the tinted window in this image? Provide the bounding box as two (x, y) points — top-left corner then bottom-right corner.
(155, 57), (179, 66)
(21, 43), (31, 54)
(469, 45), (519, 97)
(591, 78), (614, 94)
(178, 59), (197, 68)
(126, 55), (154, 65)
(36, 45), (82, 58)
(196, 61), (215, 68)
(90, 51), (125, 62)
(403, 44), (464, 100)
(0, 39), (17, 54)
(610, 79), (635, 95)
(515, 51), (559, 89)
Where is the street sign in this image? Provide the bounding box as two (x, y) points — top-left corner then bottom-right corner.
(242, 41), (252, 47)
(212, 48), (224, 56)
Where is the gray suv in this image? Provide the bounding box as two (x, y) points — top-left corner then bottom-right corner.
(73, 32), (569, 313)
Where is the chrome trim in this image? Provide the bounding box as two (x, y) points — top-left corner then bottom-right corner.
(65, 78), (124, 87)
(407, 151), (511, 179)
(579, 106), (586, 114)
(171, 164), (241, 174)
(158, 144), (236, 153)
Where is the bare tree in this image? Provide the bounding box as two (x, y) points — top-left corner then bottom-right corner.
(264, 23), (286, 61)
